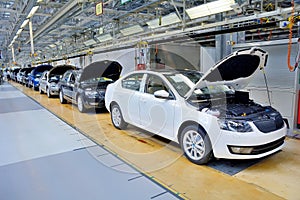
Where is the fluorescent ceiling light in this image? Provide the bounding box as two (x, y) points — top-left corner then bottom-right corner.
(96, 33), (113, 42)
(186, 0), (235, 19)
(120, 25), (144, 36)
(21, 19), (29, 28)
(49, 44), (56, 48)
(83, 39), (97, 46)
(147, 13), (181, 29)
(16, 29), (22, 35)
(27, 6), (39, 18)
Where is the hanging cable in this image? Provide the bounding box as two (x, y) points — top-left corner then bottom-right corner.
(287, 0), (300, 71)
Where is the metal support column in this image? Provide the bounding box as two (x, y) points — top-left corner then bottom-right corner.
(29, 19), (35, 57)
(11, 46), (15, 63)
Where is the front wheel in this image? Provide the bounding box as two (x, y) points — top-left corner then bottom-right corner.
(47, 87), (52, 98)
(111, 104), (128, 130)
(180, 125), (213, 165)
(77, 95), (86, 113)
(39, 86), (44, 94)
(59, 90), (66, 104)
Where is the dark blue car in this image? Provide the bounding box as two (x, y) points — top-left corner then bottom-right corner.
(28, 64), (53, 90)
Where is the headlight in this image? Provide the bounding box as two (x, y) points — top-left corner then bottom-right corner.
(85, 88), (98, 97)
(218, 119), (253, 132)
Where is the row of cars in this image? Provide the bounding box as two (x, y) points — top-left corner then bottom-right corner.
(8, 48), (288, 165)
(9, 60), (122, 113)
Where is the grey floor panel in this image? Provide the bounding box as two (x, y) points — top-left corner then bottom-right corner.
(0, 149), (180, 200)
(0, 109), (95, 166)
(0, 97), (42, 113)
(0, 84), (180, 199)
(0, 91), (26, 99)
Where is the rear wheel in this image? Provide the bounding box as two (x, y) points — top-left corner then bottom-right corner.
(180, 124), (212, 165)
(59, 90), (66, 104)
(77, 95), (86, 113)
(111, 104), (128, 130)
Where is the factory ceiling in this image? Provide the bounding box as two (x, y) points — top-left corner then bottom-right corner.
(0, 0), (299, 66)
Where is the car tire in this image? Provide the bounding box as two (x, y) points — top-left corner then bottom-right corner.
(39, 86), (44, 94)
(111, 104), (128, 130)
(59, 90), (66, 104)
(180, 124), (213, 165)
(77, 95), (86, 113)
(47, 87), (52, 98)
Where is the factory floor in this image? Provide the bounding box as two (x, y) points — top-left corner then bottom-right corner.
(2, 80), (300, 200)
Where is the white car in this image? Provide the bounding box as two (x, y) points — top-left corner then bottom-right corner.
(105, 47), (287, 164)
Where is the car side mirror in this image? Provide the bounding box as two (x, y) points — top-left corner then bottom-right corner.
(154, 90), (172, 100)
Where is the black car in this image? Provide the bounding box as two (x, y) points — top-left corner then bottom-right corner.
(58, 60), (122, 112)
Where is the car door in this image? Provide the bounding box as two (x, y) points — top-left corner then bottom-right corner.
(60, 71), (71, 97)
(67, 72), (77, 100)
(39, 71), (47, 91)
(139, 74), (176, 138)
(117, 73), (145, 125)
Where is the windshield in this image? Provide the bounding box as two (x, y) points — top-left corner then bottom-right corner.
(164, 70), (234, 101)
(164, 71), (202, 97)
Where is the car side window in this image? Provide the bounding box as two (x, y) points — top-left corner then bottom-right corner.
(145, 75), (168, 95)
(69, 74), (75, 83)
(63, 72), (70, 82)
(122, 73), (144, 91)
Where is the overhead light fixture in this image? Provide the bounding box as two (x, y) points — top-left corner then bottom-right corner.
(16, 29), (23, 35)
(120, 25), (144, 36)
(83, 39), (97, 46)
(147, 13), (181, 29)
(96, 33), (113, 42)
(186, 0), (235, 19)
(27, 6), (39, 18)
(21, 19), (29, 28)
(49, 44), (56, 48)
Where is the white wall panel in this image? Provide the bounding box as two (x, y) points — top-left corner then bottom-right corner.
(92, 48), (135, 76)
(200, 46), (216, 72)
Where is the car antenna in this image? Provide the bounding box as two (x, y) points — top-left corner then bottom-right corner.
(260, 66), (271, 106)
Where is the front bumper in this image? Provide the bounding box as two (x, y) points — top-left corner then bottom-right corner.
(212, 123), (287, 159)
(49, 85), (59, 95)
(84, 96), (105, 109)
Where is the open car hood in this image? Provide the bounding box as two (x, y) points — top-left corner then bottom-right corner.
(185, 47), (268, 99)
(48, 65), (76, 77)
(79, 60), (122, 82)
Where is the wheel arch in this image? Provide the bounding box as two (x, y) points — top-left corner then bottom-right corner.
(177, 121), (208, 143)
(109, 101), (119, 112)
